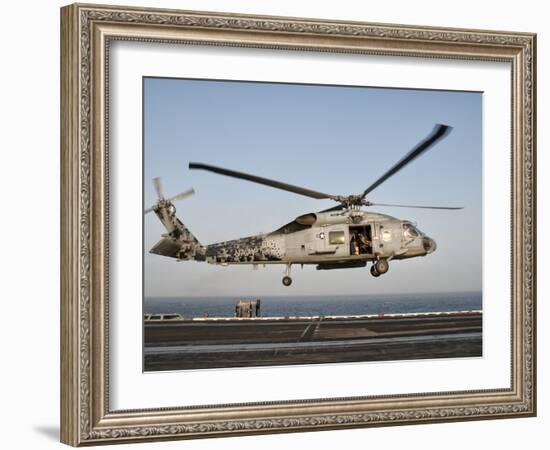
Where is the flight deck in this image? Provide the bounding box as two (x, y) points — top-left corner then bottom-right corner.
(144, 310), (482, 371)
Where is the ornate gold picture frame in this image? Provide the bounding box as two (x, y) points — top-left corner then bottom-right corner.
(60, 3), (536, 446)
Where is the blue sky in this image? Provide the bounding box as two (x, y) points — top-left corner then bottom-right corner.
(143, 77), (482, 297)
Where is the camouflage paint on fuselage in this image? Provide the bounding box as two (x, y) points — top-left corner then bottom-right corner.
(205, 235), (280, 264)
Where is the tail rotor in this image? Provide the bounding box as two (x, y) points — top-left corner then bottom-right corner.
(168, 188), (195, 203)
(144, 178), (195, 214)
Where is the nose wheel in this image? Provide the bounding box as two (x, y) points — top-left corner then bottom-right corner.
(282, 264), (293, 286)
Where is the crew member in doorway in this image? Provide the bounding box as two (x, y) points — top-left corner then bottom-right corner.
(350, 234), (359, 255)
(358, 233), (371, 254)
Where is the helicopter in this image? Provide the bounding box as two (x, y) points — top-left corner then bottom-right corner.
(145, 123), (462, 286)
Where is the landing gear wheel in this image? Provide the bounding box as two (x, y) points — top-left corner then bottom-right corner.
(370, 266), (380, 277)
(375, 258), (389, 274)
(282, 276), (293, 286)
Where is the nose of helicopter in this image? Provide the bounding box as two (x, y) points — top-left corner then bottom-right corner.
(423, 237), (437, 254)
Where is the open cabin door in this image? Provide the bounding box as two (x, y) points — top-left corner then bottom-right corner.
(349, 224), (373, 256)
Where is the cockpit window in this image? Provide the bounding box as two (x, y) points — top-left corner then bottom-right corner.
(403, 223), (419, 238)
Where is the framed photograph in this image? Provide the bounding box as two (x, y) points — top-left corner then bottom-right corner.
(60, 3), (536, 446)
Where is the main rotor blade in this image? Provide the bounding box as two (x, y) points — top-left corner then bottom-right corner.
(189, 162), (335, 200)
(361, 124), (452, 199)
(366, 201), (463, 210)
(168, 188), (195, 203)
(144, 206), (154, 214)
(320, 204), (346, 213)
(153, 177), (164, 200)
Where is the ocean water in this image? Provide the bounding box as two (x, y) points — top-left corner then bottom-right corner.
(144, 292), (482, 319)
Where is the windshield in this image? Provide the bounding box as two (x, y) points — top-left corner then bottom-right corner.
(403, 223), (420, 238)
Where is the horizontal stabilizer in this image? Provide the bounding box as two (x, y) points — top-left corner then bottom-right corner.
(150, 238), (181, 259)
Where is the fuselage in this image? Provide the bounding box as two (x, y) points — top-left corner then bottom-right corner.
(195, 209), (436, 269)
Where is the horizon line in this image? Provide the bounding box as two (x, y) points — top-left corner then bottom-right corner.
(144, 290), (483, 299)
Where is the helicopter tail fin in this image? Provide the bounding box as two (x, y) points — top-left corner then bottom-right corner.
(149, 202), (204, 260)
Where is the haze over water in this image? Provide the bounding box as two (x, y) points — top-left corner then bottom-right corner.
(145, 291), (481, 319)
